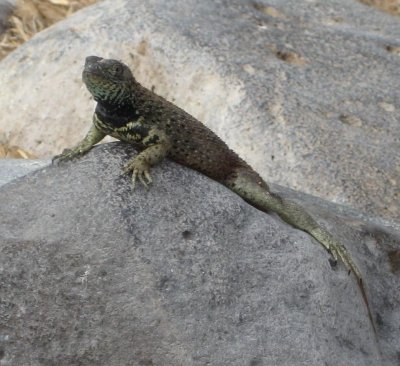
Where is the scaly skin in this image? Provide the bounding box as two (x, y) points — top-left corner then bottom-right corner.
(54, 56), (375, 333)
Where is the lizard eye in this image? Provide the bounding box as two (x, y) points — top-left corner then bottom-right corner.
(112, 64), (122, 75)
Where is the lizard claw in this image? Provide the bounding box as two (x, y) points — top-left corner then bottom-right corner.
(52, 148), (85, 164)
(328, 257), (338, 268)
(327, 246), (339, 268)
(123, 158), (152, 190)
(327, 243), (365, 289)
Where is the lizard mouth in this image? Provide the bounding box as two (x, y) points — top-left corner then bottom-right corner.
(82, 56), (106, 81)
(82, 69), (103, 78)
(82, 69), (107, 87)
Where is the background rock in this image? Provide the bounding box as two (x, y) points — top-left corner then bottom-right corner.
(0, 0), (399, 222)
(0, 142), (399, 365)
(358, 0), (400, 15)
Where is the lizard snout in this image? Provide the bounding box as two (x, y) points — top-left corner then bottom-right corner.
(84, 56), (104, 69)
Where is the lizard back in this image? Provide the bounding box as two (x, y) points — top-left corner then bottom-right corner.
(128, 83), (249, 183)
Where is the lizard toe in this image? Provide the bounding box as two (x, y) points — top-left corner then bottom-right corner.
(123, 158), (152, 189)
(138, 172), (149, 188)
(130, 166), (151, 190)
(52, 149), (79, 164)
(144, 170), (152, 185)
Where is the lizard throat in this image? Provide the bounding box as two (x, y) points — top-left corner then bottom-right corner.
(83, 71), (131, 107)
(95, 100), (139, 128)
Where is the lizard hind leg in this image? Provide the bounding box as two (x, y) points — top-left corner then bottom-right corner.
(225, 167), (376, 333)
(225, 167), (360, 279)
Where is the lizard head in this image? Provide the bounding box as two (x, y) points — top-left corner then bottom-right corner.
(82, 56), (134, 105)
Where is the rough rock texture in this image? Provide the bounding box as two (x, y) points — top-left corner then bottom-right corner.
(0, 142), (399, 366)
(0, 159), (49, 186)
(0, 1), (399, 218)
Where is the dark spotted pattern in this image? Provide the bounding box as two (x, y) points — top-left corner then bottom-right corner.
(83, 56), (249, 183)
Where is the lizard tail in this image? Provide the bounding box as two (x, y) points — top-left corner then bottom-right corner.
(224, 167), (376, 334)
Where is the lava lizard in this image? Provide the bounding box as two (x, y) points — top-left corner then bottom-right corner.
(54, 56), (375, 333)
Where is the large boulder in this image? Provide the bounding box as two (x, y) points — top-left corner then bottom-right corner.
(0, 143), (399, 365)
(0, 0), (398, 222)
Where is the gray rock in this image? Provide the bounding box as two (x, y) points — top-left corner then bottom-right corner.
(0, 142), (399, 366)
(0, 0), (15, 35)
(0, 0), (398, 221)
(0, 158), (50, 187)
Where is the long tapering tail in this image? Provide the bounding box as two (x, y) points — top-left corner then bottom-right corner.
(224, 167), (376, 334)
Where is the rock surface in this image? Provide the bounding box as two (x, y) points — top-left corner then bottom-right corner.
(0, 158), (49, 186)
(0, 0), (399, 222)
(0, 142), (399, 365)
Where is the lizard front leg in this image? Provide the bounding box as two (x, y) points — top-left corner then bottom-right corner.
(53, 123), (106, 163)
(123, 144), (170, 189)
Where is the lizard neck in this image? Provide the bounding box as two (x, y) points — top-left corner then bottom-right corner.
(95, 94), (139, 128)
(93, 82), (149, 128)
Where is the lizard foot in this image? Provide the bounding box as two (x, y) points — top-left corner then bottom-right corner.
(122, 158), (152, 190)
(52, 147), (87, 164)
(327, 242), (362, 281)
